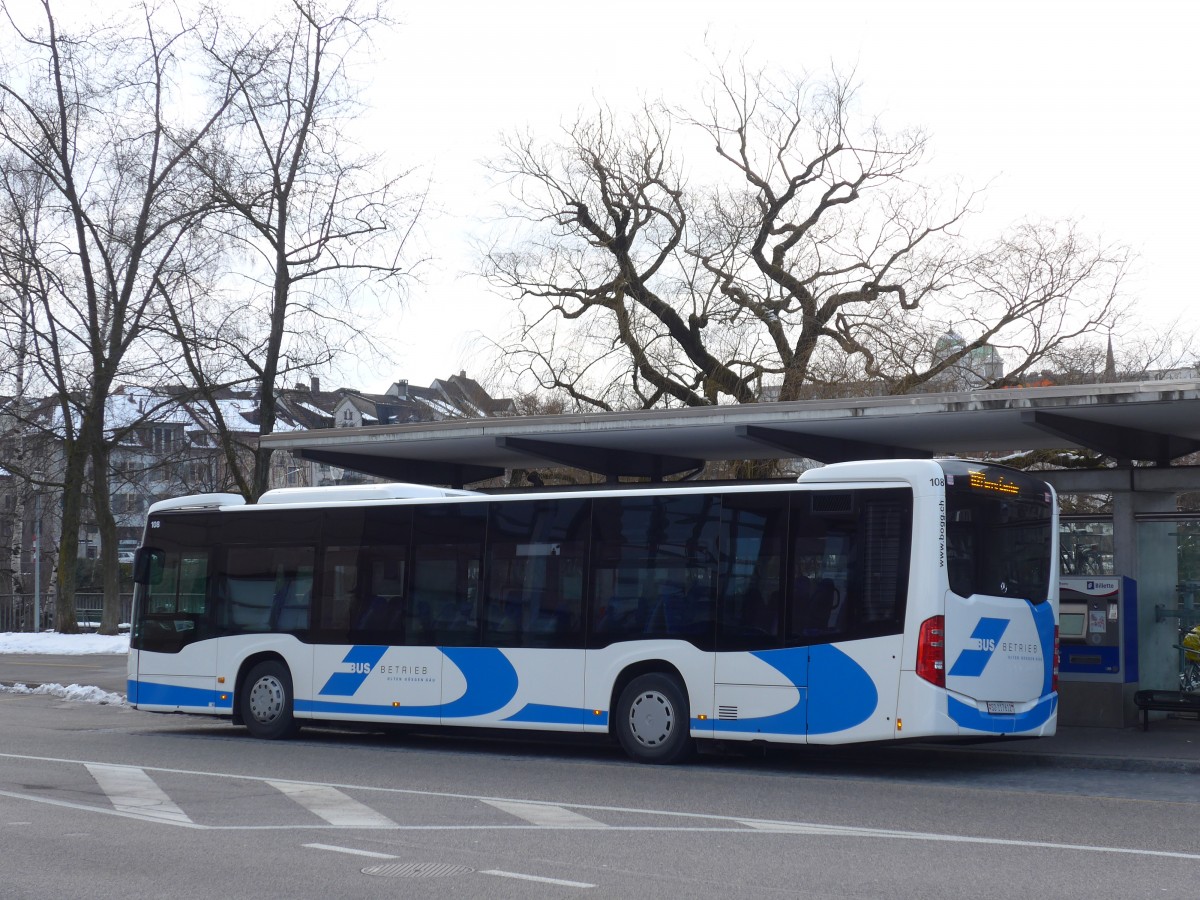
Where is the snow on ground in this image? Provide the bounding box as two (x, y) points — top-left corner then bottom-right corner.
(0, 631), (130, 655)
(0, 633), (130, 706)
(0, 682), (126, 706)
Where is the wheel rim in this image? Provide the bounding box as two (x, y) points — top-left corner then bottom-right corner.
(248, 674), (285, 724)
(628, 689), (674, 747)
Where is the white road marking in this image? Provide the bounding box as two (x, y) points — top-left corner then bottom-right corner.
(0, 788), (203, 827)
(740, 820), (908, 837)
(303, 842), (398, 859)
(85, 764), (192, 824)
(5, 751), (1200, 861)
(481, 869), (595, 889)
(482, 799), (607, 828)
(269, 781), (397, 828)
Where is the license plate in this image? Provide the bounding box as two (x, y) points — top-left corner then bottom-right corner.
(986, 701), (1015, 715)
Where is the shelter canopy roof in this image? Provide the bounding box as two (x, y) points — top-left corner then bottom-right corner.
(258, 380), (1200, 486)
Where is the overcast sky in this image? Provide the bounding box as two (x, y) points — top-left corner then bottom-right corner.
(294, 1), (1199, 390)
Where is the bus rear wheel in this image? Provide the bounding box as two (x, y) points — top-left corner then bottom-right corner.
(615, 673), (693, 764)
(240, 660), (300, 740)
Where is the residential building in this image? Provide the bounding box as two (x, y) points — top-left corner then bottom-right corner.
(0, 374), (513, 575)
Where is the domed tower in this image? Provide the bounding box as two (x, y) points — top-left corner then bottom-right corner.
(932, 330), (1004, 388)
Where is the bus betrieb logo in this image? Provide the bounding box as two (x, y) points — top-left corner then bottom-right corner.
(319, 646), (387, 696)
(948, 618), (1009, 678)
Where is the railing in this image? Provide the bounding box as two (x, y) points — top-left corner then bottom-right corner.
(0, 594), (133, 633)
(1155, 605), (1200, 625)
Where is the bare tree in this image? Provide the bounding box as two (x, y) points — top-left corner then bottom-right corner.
(485, 107), (704, 411)
(0, 0), (236, 632)
(0, 151), (46, 600)
(485, 62), (1131, 409)
(182, 0), (426, 499)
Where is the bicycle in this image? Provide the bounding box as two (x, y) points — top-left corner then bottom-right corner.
(1180, 625), (1200, 693)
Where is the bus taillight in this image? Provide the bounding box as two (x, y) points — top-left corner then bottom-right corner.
(917, 615), (946, 687)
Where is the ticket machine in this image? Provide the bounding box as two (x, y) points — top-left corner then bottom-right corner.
(1057, 576), (1138, 726)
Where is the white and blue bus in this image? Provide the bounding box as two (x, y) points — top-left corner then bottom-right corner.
(128, 458), (1059, 763)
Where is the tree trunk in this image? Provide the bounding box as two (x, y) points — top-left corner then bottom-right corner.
(91, 442), (121, 635)
(5, 486), (26, 599)
(54, 438), (85, 634)
(252, 243), (291, 500)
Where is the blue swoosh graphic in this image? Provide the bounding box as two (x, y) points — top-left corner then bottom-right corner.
(807, 644), (879, 734)
(710, 645), (877, 736)
(504, 703), (587, 726)
(711, 647), (807, 736)
(1028, 599), (1056, 696)
(301, 647), (522, 720)
(949, 695), (1057, 733)
(130, 680), (232, 710)
(438, 647), (520, 718)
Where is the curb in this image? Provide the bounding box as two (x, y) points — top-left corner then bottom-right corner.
(893, 740), (1200, 775)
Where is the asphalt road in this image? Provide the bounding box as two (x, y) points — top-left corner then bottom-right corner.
(1, 693), (1198, 900)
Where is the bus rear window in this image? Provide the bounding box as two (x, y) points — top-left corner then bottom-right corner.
(946, 492), (1052, 602)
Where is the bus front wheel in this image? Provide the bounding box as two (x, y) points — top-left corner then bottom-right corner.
(240, 660), (300, 740)
(615, 673), (694, 764)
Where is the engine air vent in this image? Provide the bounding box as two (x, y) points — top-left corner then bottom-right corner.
(811, 492), (853, 513)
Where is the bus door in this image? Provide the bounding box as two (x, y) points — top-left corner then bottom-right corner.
(131, 544), (220, 711)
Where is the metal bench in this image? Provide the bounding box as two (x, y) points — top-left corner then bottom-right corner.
(1133, 690), (1200, 731)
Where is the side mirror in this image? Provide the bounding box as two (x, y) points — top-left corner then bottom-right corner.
(133, 547), (164, 585)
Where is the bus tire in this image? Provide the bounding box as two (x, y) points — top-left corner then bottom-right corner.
(615, 673), (694, 764)
(240, 660), (300, 740)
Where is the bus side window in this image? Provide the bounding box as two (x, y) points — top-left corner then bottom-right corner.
(411, 505), (486, 647)
(321, 546), (358, 635)
(808, 576), (843, 631)
(275, 568), (312, 632)
(591, 494), (718, 650)
(222, 546), (314, 634)
(786, 494), (859, 643)
(786, 518), (830, 643)
(343, 550), (406, 642)
(484, 498), (589, 650)
(786, 490), (912, 644)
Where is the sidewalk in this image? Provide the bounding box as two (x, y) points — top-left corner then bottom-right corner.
(905, 716), (1200, 773)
